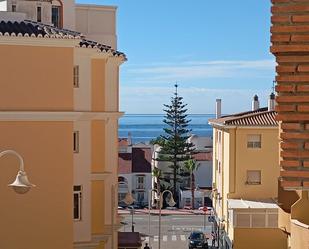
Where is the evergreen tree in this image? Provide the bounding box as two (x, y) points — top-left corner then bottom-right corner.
(154, 84), (195, 205)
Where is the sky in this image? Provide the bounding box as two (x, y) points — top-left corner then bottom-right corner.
(77, 0), (275, 114)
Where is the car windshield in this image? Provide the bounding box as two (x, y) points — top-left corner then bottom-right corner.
(190, 233), (204, 240)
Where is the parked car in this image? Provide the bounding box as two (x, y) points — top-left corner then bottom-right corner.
(188, 231), (208, 249)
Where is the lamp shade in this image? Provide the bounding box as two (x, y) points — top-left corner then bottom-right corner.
(123, 192), (134, 205)
(8, 170), (35, 194)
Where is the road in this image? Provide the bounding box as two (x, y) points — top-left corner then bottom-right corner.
(119, 213), (214, 249)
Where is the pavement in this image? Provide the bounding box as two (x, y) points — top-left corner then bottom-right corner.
(119, 213), (215, 249)
(118, 208), (211, 216)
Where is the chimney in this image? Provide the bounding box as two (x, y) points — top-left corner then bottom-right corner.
(268, 92), (275, 111)
(128, 132), (132, 146)
(216, 99), (222, 119)
(252, 95), (260, 111)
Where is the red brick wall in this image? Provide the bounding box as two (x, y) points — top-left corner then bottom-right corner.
(271, 0), (309, 189)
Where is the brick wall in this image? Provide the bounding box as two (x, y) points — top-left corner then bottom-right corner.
(271, 0), (309, 189)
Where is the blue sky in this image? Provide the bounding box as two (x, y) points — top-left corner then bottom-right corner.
(77, 0), (275, 114)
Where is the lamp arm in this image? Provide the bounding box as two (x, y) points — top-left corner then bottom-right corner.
(0, 150), (24, 171)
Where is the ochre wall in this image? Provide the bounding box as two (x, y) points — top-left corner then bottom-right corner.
(0, 122), (73, 249)
(92, 181), (105, 234)
(290, 221), (309, 249)
(92, 59), (106, 112)
(232, 128), (279, 199)
(0, 45), (73, 111)
(91, 120), (106, 173)
(233, 228), (288, 249)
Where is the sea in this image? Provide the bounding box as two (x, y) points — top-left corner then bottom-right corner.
(118, 114), (215, 144)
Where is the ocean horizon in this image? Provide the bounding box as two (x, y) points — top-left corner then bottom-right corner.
(119, 114), (215, 144)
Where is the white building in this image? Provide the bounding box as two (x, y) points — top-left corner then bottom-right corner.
(0, 0), (117, 48)
(152, 135), (213, 208)
(118, 139), (153, 207)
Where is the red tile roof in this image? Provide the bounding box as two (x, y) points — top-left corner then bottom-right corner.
(209, 107), (278, 127)
(193, 152), (212, 161)
(118, 138), (129, 147)
(132, 147), (152, 173)
(118, 153), (132, 174)
(118, 232), (142, 247)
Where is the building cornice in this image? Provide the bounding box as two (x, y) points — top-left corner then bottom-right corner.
(0, 36), (79, 47)
(0, 111), (124, 121)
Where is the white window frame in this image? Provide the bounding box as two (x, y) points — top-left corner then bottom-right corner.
(73, 65), (79, 88)
(247, 134), (261, 149)
(246, 170), (261, 185)
(136, 175), (145, 189)
(74, 185), (82, 221)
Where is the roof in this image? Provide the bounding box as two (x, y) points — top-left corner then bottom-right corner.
(228, 199), (278, 209)
(132, 147), (152, 173)
(193, 152), (212, 161)
(118, 138), (129, 147)
(118, 153), (132, 174)
(209, 107), (278, 127)
(118, 147), (152, 174)
(118, 232), (142, 247)
(0, 20), (126, 59)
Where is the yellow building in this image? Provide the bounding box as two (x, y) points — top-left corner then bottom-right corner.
(209, 97), (288, 249)
(0, 4), (125, 249)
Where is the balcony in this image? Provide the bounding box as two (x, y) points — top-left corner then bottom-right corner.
(290, 219), (309, 249)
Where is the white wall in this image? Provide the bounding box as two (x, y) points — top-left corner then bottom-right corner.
(0, 0), (7, 11)
(75, 4), (117, 48)
(195, 161), (213, 188)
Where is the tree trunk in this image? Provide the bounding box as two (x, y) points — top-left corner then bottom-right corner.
(191, 172), (195, 209)
(173, 160), (177, 206)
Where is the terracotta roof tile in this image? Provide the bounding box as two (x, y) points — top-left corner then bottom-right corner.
(209, 107), (278, 127)
(193, 152), (212, 161)
(132, 147), (152, 173)
(118, 153), (132, 174)
(0, 20), (126, 59)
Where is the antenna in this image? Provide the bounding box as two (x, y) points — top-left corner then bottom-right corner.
(272, 80), (276, 93)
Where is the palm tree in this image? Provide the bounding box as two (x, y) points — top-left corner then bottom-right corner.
(152, 167), (162, 208)
(184, 159), (199, 209)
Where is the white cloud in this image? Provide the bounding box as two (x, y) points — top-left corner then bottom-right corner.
(120, 86), (271, 114)
(123, 59), (276, 84)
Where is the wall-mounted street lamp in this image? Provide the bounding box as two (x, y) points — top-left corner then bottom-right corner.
(111, 181), (135, 249)
(0, 150), (35, 194)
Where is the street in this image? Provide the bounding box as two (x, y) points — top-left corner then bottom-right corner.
(119, 213), (214, 249)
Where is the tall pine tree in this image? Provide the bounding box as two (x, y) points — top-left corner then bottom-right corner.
(154, 84), (195, 205)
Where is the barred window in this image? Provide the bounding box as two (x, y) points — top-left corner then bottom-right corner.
(247, 134), (261, 148)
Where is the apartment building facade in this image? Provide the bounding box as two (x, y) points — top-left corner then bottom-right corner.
(209, 98), (287, 249)
(0, 1), (125, 249)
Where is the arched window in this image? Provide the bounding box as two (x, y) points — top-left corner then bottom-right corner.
(118, 176), (128, 184)
(51, 0), (63, 28)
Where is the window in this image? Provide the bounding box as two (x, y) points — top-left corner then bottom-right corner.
(73, 185), (82, 221)
(247, 134), (261, 148)
(52, 6), (61, 28)
(73, 131), (79, 153)
(37, 6), (42, 22)
(136, 176), (145, 189)
(12, 4), (16, 12)
(73, 66), (79, 88)
(246, 170), (261, 185)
